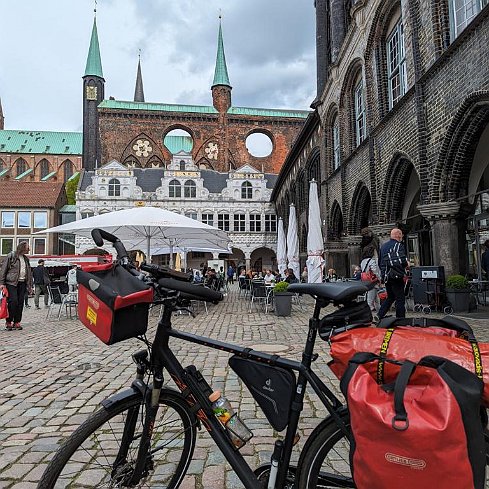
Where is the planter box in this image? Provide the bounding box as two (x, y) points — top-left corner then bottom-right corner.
(274, 292), (293, 317)
(446, 289), (471, 313)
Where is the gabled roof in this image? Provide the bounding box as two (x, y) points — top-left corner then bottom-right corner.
(0, 130), (82, 155)
(99, 99), (309, 119)
(84, 18), (104, 78)
(235, 164), (261, 174)
(0, 181), (65, 207)
(212, 20), (231, 88)
(99, 160), (127, 171)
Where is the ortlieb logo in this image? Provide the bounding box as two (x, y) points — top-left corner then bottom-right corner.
(385, 452), (426, 470)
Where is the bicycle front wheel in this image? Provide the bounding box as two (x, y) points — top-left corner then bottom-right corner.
(38, 388), (197, 488)
(297, 411), (354, 488)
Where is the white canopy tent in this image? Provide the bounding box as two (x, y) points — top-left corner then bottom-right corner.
(276, 217), (287, 277)
(40, 207), (230, 265)
(305, 179), (325, 283)
(287, 204), (300, 280)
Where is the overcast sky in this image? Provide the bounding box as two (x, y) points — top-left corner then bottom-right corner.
(0, 1), (316, 134)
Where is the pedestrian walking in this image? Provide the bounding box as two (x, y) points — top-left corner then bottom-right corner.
(33, 259), (50, 309)
(227, 264), (235, 284)
(67, 264), (78, 292)
(377, 228), (409, 320)
(0, 241), (33, 330)
(360, 245), (381, 313)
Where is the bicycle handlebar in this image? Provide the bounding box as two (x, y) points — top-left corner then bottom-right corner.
(158, 278), (223, 303)
(91, 229), (128, 261)
(140, 263), (193, 282)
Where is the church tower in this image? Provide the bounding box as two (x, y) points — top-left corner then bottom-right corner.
(82, 15), (105, 171)
(0, 98), (4, 130)
(134, 53), (145, 102)
(211, 18), (232, 113)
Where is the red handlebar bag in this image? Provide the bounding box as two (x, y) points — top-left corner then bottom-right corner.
(329, 317), (489, 406)
(77, 264), (153, 345)
(341, 353), (486, 489)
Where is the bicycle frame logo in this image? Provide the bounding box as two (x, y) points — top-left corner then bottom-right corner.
(385, 452), (426, 470)
(170, 374), (212, 431)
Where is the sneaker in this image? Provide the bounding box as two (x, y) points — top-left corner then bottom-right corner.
(5, 322), (13, 331)
(13, 323), (23, 330)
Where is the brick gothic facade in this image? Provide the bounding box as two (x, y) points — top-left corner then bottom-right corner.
(272, 0), (489, 277)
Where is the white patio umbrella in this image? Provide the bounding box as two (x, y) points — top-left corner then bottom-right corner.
(287, 203), (300, 280)
(276, 217), (287, 277)
(151, 244), (231, 271)
(40, 207), (230, 264)
(306, 179), (325, 283)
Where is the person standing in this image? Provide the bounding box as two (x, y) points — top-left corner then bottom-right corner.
(227, 264), (235, 285)
(481, 240), (489, 279)
(377, 228), (408, 320)
(0, 241), (33, 330)
(33, 259), (50, 309)
(301, 266), (308, 283)
(67, 264), (78, 292)
(360, 245), (381, 312)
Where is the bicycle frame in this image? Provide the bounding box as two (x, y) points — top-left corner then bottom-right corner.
(124, 298), (349, 489)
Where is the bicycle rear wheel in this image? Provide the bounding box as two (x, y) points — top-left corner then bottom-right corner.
(38, 388), (196, 488)
(297, 411), (353, 488)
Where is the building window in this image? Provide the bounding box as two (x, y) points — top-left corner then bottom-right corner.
(354, 80), (366, 146)
(185, 212), (198, 221)
(387, 19), (407, 109)
(265, 215), (277, 233)
(0, 160), (4, 171)
(39, 159), (50, 179)
(179, 160), (186, 171)
(1, 238), (13, 255)
(241, 181), (253, 199)
(218, 214), (230, 231)
(451, 0), (488, 38)
(64, 160), (74, 182)
(16, 159), (27, 177)
(33, 238), (46, 255)
(1, 211), (14, 228)
(18, 211), (31, 228)
(184, 180), (196, 198)
(234, 214), (246, 232)
(108, 178), (121, 197)
(202, 213), (214, 226)
(169, 179), (181, 198)
(332, 117), (340, 170)
(33, 211), (48, 229)
(250, 214), (262, 232)
(17, 238), (30, 248)
(81, 211), (94, 219)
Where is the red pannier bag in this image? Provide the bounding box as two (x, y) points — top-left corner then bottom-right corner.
(328, 316), (489, 405)
(341, 352), (486, 489)
(77, 263), (154, 345)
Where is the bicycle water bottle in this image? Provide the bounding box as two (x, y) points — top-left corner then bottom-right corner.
(209, 390), (252, 448)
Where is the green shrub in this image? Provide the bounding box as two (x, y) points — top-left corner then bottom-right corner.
(273, 281), (290, 293)
(446, 274), (469, 289)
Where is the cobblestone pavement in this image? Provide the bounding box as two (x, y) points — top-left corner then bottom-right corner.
(1, 286), (489, 488)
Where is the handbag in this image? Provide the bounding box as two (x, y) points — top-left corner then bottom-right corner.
(360, 258), (378, 283)
(0, 287), (8, 320)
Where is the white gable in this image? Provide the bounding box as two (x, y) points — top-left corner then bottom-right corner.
(99, 160), (127, 171)
(234, 164), (261, 175)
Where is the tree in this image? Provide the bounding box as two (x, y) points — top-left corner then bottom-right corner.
(65, 173), (80, 205)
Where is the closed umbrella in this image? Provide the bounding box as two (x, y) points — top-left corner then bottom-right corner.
(287, 204), (300, 280)
(39, 206), (229, 264)
(306, 179), (325, 283)
(276, 217), (287, 277)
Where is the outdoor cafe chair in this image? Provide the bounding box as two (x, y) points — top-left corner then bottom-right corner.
(249, 281), (272, 313)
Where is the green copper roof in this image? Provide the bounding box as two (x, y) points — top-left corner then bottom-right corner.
(84, 18), (104, 78)
(0, 130), (82, 155)
(212, 21), (231, 88)
(163, 135), (193, 154)
(15, 168), (33, 180)
(99, 99), (309, 119)
(60, 204), (77, 213)
(41, 171), (57, 181)
(67, 171), (80, 182)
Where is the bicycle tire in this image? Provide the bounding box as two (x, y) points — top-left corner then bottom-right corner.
(297, 410), (354, 489)
(38, 388), (197, 489)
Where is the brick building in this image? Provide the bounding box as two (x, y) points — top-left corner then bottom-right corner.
(272, 0), (489, 278)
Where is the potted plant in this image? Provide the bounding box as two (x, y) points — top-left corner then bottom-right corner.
(273, 281), (293, 317)
(445, 274), (471, 313)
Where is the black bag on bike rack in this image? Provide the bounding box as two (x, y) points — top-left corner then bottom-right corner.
(77, 263), (154, 345)
(229, 356), (296, 432)
(318, 301), (372, 340)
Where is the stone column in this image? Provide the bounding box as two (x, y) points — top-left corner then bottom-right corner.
(418, 202), (470, 277)
(330, 0), (346, 62)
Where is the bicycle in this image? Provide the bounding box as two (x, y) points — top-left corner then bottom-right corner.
(37, 228), (479, 488)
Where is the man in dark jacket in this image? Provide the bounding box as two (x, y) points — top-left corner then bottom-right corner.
(377, 228), (408, 320)
(33, 259), (50, 309)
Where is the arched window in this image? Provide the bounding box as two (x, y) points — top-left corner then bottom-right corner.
(16, 159), (27, 177)
(0, 159), (4, 171)
(386, 12), (407, 109)
(108, 178), (121, 197)
(241, 181), (252, 199)
(63, 160), (74, 182)
(354, 76), (366, 146)
(332, 116), (340, 170)
(39, 159), (50, 179)
(169, 179), (181, 198)
(450, 0), (487, 39)
(184, 180), (196, 198)
(179, 160), (186, 171)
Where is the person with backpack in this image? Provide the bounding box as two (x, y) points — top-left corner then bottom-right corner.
(0, 241), (33, 330)
(360, 244), (381, 312)
(377, 228), (408, 320)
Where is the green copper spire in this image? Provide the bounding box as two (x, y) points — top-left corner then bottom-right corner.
(212, 19), (231, 88)
(84, 18), (104, 78)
